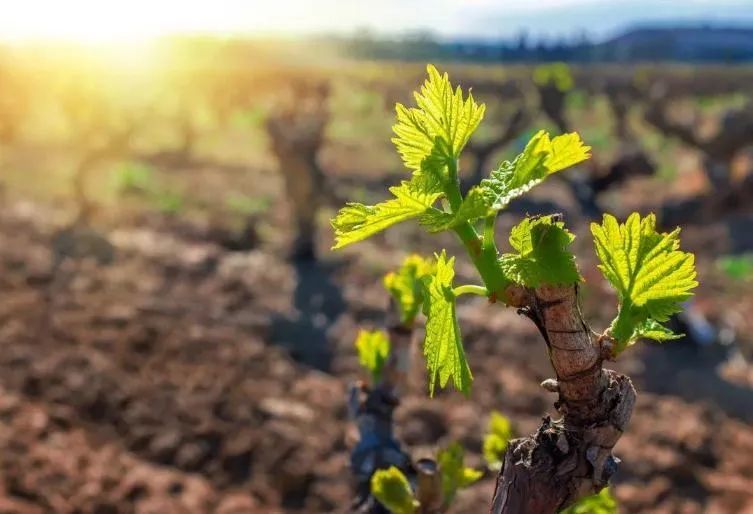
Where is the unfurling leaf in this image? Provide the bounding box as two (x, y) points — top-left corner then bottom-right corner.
(631, 318), (683, 342)
(331, 176), (442, 249)
(482, 411), (514, 472)
(392, 64), (484, 172)
(499, 215), (580, 288)
(421, 251), (472, 395)
(354, 329), (391, 383)
(437, 442), (482, 507)
(560, 487), (618, 514)
(420, 186), (490, 233)
(383, 254), (435, 325)
(422, 131), (591, 231)
(480, 130), (590, 212)
(371, 466), (418, 514)
(591, 213), (698, 353)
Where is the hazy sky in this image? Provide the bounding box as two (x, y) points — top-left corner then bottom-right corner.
(1, 0), (752, 41)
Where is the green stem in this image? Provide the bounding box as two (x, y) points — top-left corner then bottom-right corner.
(453, 221), (508, 296)
(444, 158), (509, 298)
(453, 284), (488, 297)
(483, 214), (498, 255)
(446, 158), (463, 211)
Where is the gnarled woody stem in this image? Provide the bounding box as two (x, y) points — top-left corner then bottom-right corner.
(491, 284), (636, 514)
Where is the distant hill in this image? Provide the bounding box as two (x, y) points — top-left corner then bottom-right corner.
(592, 26), (753, 62)
(341, 25), (753, 63)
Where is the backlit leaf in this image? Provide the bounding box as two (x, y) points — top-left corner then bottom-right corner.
(371, 466), (418, 514)
(591, 213), (697, 353)
(421, 251), (472, 395)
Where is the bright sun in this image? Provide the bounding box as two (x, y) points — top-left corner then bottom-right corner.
(0, 0), (263, 43)
(0, 0), (360, 43)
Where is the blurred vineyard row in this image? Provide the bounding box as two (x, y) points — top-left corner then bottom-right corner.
(1, 44), (752, 237)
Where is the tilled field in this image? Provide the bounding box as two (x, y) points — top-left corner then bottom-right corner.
(0, 202), (752, 514)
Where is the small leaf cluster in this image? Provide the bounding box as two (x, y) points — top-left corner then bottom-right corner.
(370, 442), (481, 514)
(437, 442), (483, 508)
(533, 62), (575, 92)
(482, 411), (514, 472)
(354, 329), (391, 383)
(370, 466), (418, 514)
(384, 254), (435, 326)
(355, 255), (434, 381)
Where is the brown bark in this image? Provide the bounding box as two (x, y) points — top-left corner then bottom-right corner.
(491, 284), (636, 514)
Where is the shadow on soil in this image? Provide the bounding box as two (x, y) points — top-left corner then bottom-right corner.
(639, 338), (753, 423)
(269, 258), (346, 372)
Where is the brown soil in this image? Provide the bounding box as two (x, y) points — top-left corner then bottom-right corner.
(0, 200), (752, 514)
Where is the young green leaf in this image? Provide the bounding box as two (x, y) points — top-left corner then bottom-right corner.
(437, 442), (483, 507)
(421, 251), (472, 395)
(482, 411), (514, 472)
(591, 213), (698, 353)
(480, 130), (590, 212)
(354, 329), (391, 383)
(560, 488), (618, 514)
(420, 186), (490, 233)
(331, 176), (442, 249)
(392, 64), (485, 172)
(498, 215), (580, 288)
(423, 132), (591, 231)
(631, 318), (682, 342)
(370, 466), (418, 514)
(383, 254), (435, 326)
